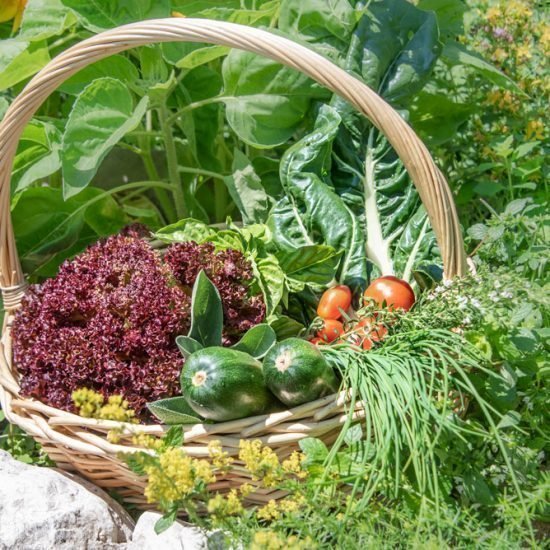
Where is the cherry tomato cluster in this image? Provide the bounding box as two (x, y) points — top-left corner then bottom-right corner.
(310, 276), (415, 350)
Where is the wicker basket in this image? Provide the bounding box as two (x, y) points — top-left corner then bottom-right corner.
(0, 19), (467, 508)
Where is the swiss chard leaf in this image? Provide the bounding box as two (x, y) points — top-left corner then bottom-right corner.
(311, 0), (443, 279)
(231, 324), (276, 358)
(277, 244), (342, 288)
(269, 105), (368, 288)
(188, 270), (223, 347)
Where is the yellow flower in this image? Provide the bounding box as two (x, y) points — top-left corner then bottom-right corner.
(208, 440), (233, 470)
(194, 459), (216, 485)
(281, 451), (308, 479)
(132, 432), (163, 451)
(515, 43), (532, 63)
(492, 48), (508, 64)
(486, 7), (501, 24)
(257, 499), (281, 522)
(251, 530), (315, 550)
(239, 440), (282, 487)
(107, 429), (122, 444)
(240, 483), (254, 497)
(525, 120), (545, 140)
(72, 388), (136, 422)
(277, 495), (304, 515)
(207, 489), (243, 517)
(72, 388), (104, 418)
(98, 395), (136, 423)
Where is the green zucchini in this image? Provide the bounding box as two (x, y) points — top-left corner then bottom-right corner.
(263, 338), (339, 407)
(181, 347), (274, 422)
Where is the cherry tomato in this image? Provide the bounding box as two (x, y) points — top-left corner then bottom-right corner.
(316, 319), (344, 343)
(363, 276), (415, 311)
(317, 285), (352, 320)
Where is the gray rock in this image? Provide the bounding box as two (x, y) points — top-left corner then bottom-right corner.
(129, 512), (223, 550)
(0, 450), (134, 550)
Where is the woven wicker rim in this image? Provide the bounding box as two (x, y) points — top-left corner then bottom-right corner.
(0, 19), (467, 505)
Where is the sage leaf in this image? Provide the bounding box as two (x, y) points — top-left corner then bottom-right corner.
(62, 78), (149, 199)
(176, 336), (203, 360)
(147, 397), (202, 425)
(232, 324), (276, 358)
(189, 271), (223, 348)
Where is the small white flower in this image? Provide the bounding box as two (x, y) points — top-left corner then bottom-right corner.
(488, 291), (500, 302)
(501, 291), (513, 299)
(463, 316), (471, 325)
(494, 280), (502, 289)
(435, 285), (444, 294)
(471, 298), (482, 309)
(443, 279), (453, 288)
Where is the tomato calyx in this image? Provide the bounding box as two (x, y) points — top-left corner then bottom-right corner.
(344, 316), (388, 350)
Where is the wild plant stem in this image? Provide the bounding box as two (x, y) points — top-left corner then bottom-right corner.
(138, 132), (177, 223)
(158, 105), (187, 219)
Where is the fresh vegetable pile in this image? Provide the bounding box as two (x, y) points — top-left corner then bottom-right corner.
(12, 232), (265, 419)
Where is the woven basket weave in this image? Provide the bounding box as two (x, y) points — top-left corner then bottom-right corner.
(0, 19), (468, 508)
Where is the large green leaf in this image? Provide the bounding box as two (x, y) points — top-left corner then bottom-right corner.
(11, 121), (61, 193)
(222, 49), (329, 147)
(176, 45), (230, 70)
(20, 0), (76, 41)
(279, 0), (355, 62)
(269, 105), (368, 288)
(224, 149), (270, 224)
(0, 39), (50, 92)
(59, 56), (139, 95)
(352, 0), (441, 103)
(62, 78), (149, 199)
(189, 271), (224, 348)
(12, 186), (127, 277)
(410, 90), (474, 146)
(61, 0), (171, 32)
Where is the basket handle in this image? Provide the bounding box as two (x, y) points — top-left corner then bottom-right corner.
(0, 18), (467, 301)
